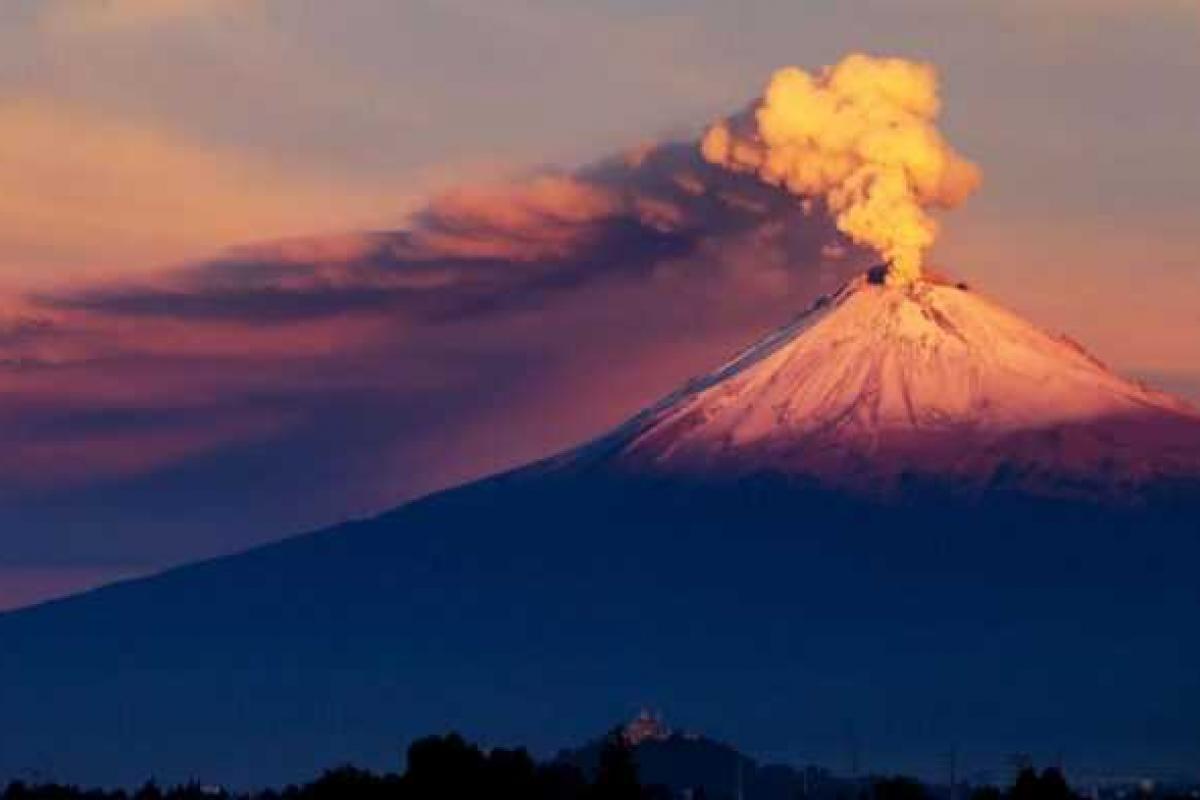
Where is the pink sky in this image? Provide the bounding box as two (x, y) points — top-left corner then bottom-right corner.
(1, 0), (1197, 610)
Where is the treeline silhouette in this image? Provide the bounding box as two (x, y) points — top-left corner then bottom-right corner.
(0, 736), (1178, 800)
(3, 732), (643, 800)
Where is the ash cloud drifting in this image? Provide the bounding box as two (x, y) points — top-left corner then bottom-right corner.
(0, 133), (869, 565)
(48, 140), (863, 326)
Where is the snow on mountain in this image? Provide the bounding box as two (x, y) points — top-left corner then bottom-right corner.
(561, 268), (1200, 499)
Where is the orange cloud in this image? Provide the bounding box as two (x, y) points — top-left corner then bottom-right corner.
(0, 99), (414, 289)
(38, 0), (247, 35)
(410, 176), (621, 261)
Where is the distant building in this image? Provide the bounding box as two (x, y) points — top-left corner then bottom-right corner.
(623, 709), (671, 746)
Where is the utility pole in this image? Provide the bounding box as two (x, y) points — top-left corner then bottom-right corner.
(847, 724), (861, 780)
(1007, 753), (1033, 787)
(948, 747), (958, 800)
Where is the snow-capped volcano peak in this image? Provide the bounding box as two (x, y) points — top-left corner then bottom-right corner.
(566, 268), (1200, 498)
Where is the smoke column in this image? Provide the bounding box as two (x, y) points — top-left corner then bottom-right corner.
(701, 54), (981, 285)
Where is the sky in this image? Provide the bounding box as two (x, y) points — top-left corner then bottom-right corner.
(0, 0), (1197, 610)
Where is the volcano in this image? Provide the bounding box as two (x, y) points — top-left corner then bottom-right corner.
(554, 268), (1200, 499)
(2, 268), (1199, 788)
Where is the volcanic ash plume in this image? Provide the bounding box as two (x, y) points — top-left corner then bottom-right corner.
(701, 54), (982, 285)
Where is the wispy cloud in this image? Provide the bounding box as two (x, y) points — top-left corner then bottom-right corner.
(37, 0), (248, 35)
(0, 99), (416, 288)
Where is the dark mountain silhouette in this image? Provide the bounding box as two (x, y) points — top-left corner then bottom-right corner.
(2, 270), (1198, 788)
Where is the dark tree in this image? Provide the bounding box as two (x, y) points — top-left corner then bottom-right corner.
(301, 766), (390, 800)
(132, 782), (163, 800)
(1010, 768), (1042, 800)
(592, 730), (640, 800)
(486, 747), (538, 798)
(875, 776), (927, 800)
(402, 733), (486, 798)
(536, 762), (590, 800)
(1007, 765), (1078, 800)
(970, 786), (1002, 800)
(1037, 769), (1073, 800)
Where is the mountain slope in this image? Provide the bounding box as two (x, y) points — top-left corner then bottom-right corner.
(1, 269), (1198, 787)
(559, 270), (1200, 497)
